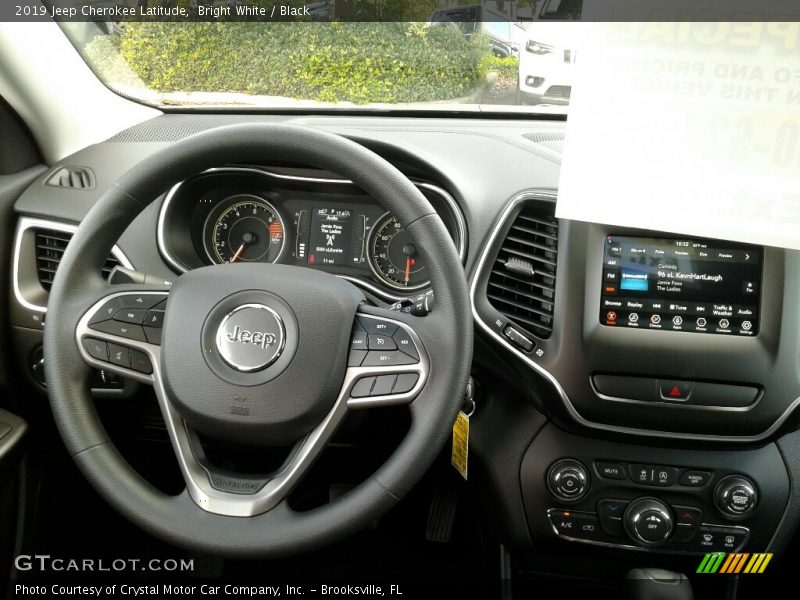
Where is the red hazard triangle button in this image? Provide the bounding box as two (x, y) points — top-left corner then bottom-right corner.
(658, 380), (694, 401)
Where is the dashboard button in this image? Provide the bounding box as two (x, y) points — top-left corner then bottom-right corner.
(595, 461), (626, 480)
(368, 334), (396, 351)
(658, 379), (694, 401)
(113, 308), (147, 325)
(358, 318), (397, 336)
(628, 464), (679, 486)
(597, 499), (628, 537)
(89, 320), (147, 342)
(673, 505), (703, 528)
(392, 328), (419, 360)
(673, 524), (697, 544)
(548, 460), (589, 501)
(693, 383), (758, 408)
(393, 373), (419, 394)
(362, 350), (417, 367)
(679, 470), (712, 487)
(107, 343), (131, 368)
(503, 325), (534, 352)
(350, 377), (375, 398)
(84, 338), (109, 362)
(592, 375), (655, 402)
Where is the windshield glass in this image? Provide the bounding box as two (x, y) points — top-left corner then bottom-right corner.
(59, 5), (575, 114)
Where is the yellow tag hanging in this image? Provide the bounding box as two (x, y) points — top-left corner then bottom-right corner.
(451, 410), (469, 480)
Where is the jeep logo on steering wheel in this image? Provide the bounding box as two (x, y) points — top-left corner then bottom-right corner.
(215, 304), (285, 373)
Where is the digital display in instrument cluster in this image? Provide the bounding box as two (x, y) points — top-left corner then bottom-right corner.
(306, 208), (356, 266)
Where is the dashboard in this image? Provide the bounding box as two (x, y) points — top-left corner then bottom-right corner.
(157, 166), (466, 300)
(7, 113), (800, 570)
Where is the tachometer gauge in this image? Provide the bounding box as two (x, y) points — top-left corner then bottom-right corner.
(204, 195), (285, 264)
(368, 213), (429, 291)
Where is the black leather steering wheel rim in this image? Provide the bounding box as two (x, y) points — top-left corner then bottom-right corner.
(43, 123), (472, 556)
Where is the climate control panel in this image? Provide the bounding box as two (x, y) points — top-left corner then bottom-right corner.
(521, 425), (789, 557)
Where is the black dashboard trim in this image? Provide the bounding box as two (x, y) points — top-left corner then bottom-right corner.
(470, 191), (800, 443)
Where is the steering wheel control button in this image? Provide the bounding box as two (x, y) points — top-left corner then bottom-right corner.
(658, 379), (694, 401)
(350, 331), (368, 349)
(113, 308), (147, 325)
(144, 310), (164, 328)
(624, 498), (674, 547)
(129, 350), (153, 374)
(84, 338), (109, 362)
(503, 325), (535, 352)
(715, 475), (758, 519)
(90, 319), (147, 342)
(362, 350), (417, 367)
(119, 294), (165, 309)
(392, 328), (419, 360)
(215, 303), (286, 373)
(350, 377), (376, 398)
(547, 459), (589, 502)
(372, 374), (398, 396)
(358, 318), (397, 337)
(679, 470), (712, 487)
(144, 326), (162, 345)
(347, 349), (368, 367)
(107, 343), (131, 368)
(393, 373), (419, 394)
(368, 334), (396, 351)
(89, 297), (126, 325)
(595, 461), (626, 480)
(629, 464), (679, 487)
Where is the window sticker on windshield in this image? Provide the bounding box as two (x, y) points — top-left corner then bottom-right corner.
(557, 22), (800, 251)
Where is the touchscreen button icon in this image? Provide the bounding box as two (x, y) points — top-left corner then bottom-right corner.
(650, 314), (661, 325)
(672, 316), (683, 326)
(719, 318), (730, 329)
(696, 317), (707, 328)
(628, 313), (639, 323)
(741, 320), (752, 331)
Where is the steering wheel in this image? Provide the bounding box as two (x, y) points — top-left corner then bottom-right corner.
(43, 124), (472, 556)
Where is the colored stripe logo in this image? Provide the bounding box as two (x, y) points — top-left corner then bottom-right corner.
(697, 552), (773, 574)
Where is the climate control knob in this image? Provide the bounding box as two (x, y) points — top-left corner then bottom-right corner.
(547, 459), (589, 502)
(715, 475), (758, 519)
(624, 498), (674, 547)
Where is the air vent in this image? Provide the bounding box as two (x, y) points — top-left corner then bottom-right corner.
(45, 166), (96, 190)
(35, 229), (119, 291)
(487, 203), (558, 339)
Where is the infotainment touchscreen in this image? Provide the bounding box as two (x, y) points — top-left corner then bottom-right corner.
(600, 236), (762, 336)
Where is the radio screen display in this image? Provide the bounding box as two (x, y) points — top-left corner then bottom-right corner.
(600, 236), (762, 336)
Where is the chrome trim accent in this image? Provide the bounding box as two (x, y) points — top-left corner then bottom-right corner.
(77, 297), (428, 516)
(590, 380), (763, 413)
(156, 166), (466, 298)
(545, 509), (749, 554)
(12, 216), (134, 314)
(469, 191), (800, 442)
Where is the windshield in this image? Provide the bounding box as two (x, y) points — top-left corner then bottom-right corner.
(60, 9), (574, 114)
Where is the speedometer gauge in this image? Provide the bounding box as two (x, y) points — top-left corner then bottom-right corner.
(204, 195), (286, 264)
(367, 213), (429, 291)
